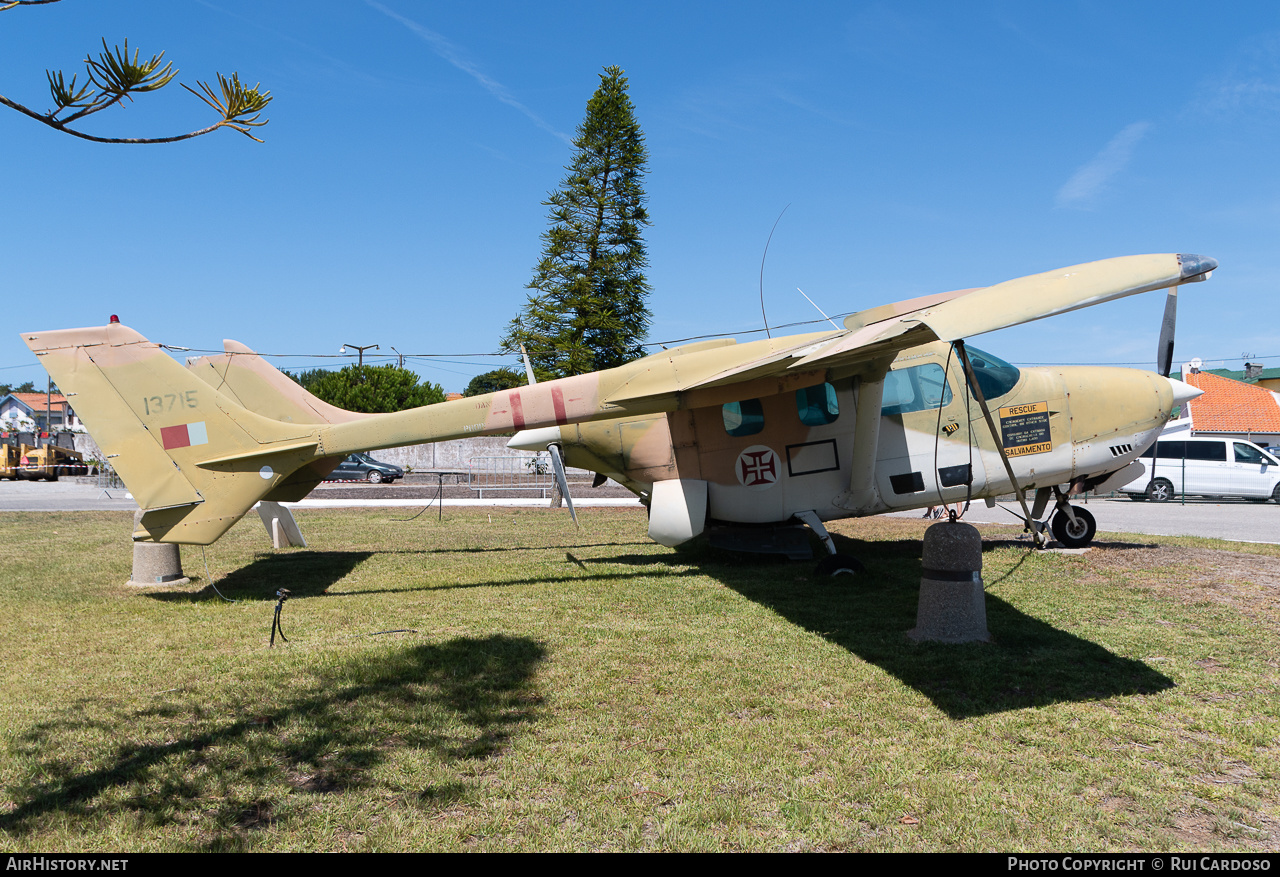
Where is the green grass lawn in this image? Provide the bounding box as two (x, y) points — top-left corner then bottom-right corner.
(0, 507), (1277, 851)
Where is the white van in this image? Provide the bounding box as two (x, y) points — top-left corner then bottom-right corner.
(1120, 435), (1280, 503)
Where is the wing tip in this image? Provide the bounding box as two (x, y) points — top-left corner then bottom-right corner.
(1177, 253), (1218, 281)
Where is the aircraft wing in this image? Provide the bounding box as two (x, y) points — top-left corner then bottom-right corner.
(606, 253), (1216, 403)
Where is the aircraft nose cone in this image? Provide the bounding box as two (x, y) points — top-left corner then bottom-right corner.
(1165, 377), (1203, 406)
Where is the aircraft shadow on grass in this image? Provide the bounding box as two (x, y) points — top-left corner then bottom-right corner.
(143, 533), (1173, 722)
(0, 635), (545, 848)
(584, 532), (1174, 720)
(147, 550), (376, 602)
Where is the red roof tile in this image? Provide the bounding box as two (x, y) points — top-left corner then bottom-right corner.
(8, 393), (69, 411)
(1184, 371), (1280, 432)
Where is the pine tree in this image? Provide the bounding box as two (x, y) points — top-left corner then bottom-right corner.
(503, 66), (651, 378)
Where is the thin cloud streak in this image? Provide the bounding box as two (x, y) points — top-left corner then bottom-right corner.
(1055, 121), (1149, 208)
(365, 0), (571, 144)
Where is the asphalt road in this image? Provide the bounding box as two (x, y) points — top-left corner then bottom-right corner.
(2, 480), (1277, 545)
(888, 495), (1280, 544)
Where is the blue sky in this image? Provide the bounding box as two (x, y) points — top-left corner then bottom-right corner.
(3, 1), (1278, 393)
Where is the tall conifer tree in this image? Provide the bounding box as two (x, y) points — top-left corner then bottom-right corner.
(503, 66), (651, 378)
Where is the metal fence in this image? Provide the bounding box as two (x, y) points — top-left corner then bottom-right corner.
(467, 455), (554, 498)
(94, 461), (124, 490)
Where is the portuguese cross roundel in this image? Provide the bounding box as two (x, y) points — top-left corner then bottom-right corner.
(735, 444), (781, 490)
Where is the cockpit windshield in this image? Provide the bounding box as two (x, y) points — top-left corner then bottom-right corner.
(963, 346), (1021, 400)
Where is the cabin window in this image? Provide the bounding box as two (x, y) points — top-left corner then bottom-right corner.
(1187, 442), (1226, 462)
(795, 382), (839, 426)
(723, 399), (764, 436)
(1143, 440), (1229, 461)
(881, 364), (952, 416)
(962, 346), (1021, 400)
(1142, 440), (1187, 460)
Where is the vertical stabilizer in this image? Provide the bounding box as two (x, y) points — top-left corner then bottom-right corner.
(22, 324), (322, 544)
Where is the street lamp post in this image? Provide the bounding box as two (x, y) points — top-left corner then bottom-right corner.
(341, 343), (379, 367)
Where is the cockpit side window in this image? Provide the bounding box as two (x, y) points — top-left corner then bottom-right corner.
(796, 382), (839, 426)
(881, 364), (952, 416)
(962, 346), (1021, 400)
(723, 399), (765, 436)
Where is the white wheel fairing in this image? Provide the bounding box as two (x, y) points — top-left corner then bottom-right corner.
(648, 478), (709, 547)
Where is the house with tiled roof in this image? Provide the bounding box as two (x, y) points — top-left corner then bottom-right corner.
(0, 392), (82, 433)
(1178, 366), (1280, 447)
(1204, 363), (1280, 394)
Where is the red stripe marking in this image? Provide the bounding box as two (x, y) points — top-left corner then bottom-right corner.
(551, 386), (567, 424)
(161, 424), (190, 449)
(510, 391), (525, 430)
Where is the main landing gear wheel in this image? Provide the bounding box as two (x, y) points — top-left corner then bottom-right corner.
(1146, 478), (1173, 503)
(815, 554), (865, 577)
(1051, 506), (1096, 549)
(366, 470), (383, 484)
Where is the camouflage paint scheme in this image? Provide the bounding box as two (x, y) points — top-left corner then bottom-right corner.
(21, 253), (1212, 548)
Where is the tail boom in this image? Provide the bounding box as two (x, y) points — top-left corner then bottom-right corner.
(21, 324), (672, 544)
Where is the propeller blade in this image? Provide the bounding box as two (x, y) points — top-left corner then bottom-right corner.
(1157, 288), (1177, 378)
(548, 443), (578, 527)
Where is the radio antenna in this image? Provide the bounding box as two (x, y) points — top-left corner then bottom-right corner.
(758, 204), (790, 339)
(797, 287), (839, 329)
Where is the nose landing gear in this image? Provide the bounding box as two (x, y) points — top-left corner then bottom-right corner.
(1046, 486), (1097, 548)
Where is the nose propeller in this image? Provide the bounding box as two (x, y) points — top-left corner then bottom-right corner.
(1156, 288), (1177, 378)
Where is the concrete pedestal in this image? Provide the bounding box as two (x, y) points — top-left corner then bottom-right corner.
(127, 511), (189, 586)
(908, 519), (988, 643)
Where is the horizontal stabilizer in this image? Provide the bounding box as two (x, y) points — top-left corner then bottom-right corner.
(197, 439), (319, 468)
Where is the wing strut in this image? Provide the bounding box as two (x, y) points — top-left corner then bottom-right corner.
(520, 345), (577, 526)
(954, 340), (1044, 549)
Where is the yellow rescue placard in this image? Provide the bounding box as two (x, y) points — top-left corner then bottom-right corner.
(998, 400), (1052, 457)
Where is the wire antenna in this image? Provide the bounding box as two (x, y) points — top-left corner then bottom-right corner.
(758, 204), (790, 339)
(796, 287), (840, 330)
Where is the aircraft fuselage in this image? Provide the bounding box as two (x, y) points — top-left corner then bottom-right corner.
(524, 341), (1188, 536)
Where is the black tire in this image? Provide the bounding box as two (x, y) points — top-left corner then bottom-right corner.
(366, 470), (383, 484)
(1146, 478), (1173, 503)
(1051, 506), (1096, 548)
(1273, 484), (1280, 505)
(815, 554), (865, 577)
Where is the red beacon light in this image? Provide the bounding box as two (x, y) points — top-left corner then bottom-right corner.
(109, 315), (119, 323)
